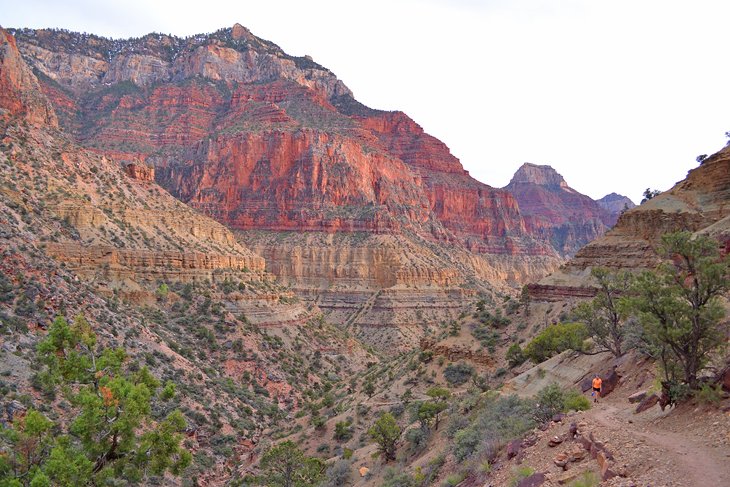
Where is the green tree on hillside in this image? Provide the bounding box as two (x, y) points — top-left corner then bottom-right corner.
(257, 441), (325, 487)
(574, 267), (633, 357)
(630, 232), (729, 388)
(416, 387), (450, 430)
(0, 315), (190, 486)
(368, 413), (401, 462)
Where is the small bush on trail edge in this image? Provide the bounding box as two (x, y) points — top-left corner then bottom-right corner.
(695, 383), (723, 405)
(534, 383), (590, 424)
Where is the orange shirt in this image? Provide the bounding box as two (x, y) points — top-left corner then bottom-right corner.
(592, 377), (602, 389)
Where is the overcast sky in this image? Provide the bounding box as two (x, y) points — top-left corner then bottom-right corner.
(3, 0), (730, 203)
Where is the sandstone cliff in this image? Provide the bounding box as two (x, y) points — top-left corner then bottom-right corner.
(504, 163), (614, 256)
(5, 24), (566, 342)
(530, 147), (730, 301)
(9, 25), (559, 264)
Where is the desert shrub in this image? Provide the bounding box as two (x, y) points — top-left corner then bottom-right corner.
(506, 343), (526, 368)
(509, 466), (535, 487)
(322, 459), (351, 487)
(534, 383), (590, 423)
(568, 471), (600, 487)
(405, 427), (429, 451)
(695, 383), (723, 405)
(451, 394), (535, 462)
(563, 390), (591, 411)
(334, 420), (353, 441)
(524, 322), (588, 363)
(381, 467), (416, 487)
(444, 471), (467, 486)
(443, 362), (474, 386)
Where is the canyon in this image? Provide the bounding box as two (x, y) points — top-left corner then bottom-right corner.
(5, 24), (633, 343)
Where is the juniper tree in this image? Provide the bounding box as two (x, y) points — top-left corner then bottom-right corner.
(630, 232), (729, 388)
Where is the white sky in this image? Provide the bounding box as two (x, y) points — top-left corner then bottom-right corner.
(3, 0), (730, 203)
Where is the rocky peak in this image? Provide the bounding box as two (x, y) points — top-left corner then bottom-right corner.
(231, 23), (255, 42)
(597, 193), (635, 215)
(509, 163), (570, 189)
(504, 163), (614, 256)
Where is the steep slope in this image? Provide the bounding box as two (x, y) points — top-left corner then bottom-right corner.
(597, 192), (636, 226)
(9, 24), (548, 258)
(529, 147), (730, 301)
(504, 163), (614, 256)
(0, 27), (374, 484)
(7, 24), (562, 345)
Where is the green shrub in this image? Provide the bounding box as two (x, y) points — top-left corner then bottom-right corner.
(506, 343), (526, 368)
(381, 468), (416, 487)
(694, 383), (722, 405)
(443, 362), (474, 386)
(509, 466), (535, 487)
(534, 383), (590, 423)
(524, 322), (588, 363)
(443, 472), (467, 486)
(563, 390), (591, 411)
(451, 394), (535, 462)
(334, 420), (353, 441)
(405, 427), (429, 451)
(568, 471), (600, 487)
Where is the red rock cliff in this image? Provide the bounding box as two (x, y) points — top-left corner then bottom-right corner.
(504, 163), (613, 256)
(10, 25), (556, 260)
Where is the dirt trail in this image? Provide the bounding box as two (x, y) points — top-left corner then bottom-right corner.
(590, 403), (729, 487)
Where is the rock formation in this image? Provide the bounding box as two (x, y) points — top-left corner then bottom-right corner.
(504, 163), (614, 256)
(8, 26), (557, 259)
(6, 24), (565, 341)
(531, 147), (730, 301)
(597, 192), (636, 226)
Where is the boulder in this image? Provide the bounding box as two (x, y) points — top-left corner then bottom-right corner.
(507, 439), (522, 459)
(569, 445), (587, 462)
(548, 435), (564, 447)
(635, 393), (659, 413)
(628, 390), (647, 404)
(554, 453), (570, 469)
(600, 367), (621, 397)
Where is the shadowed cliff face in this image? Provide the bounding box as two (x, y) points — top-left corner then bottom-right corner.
(10, 25), (555, 263)
(504, 163), (615, 257)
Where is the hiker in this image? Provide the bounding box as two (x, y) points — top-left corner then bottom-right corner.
(591, 374), (602, 403)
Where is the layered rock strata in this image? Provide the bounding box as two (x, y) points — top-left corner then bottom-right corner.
(504, 163), (614, 256)
(531, 146), (730, 301)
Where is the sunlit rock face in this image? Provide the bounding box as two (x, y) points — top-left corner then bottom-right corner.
(9, 24), (568, 344)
